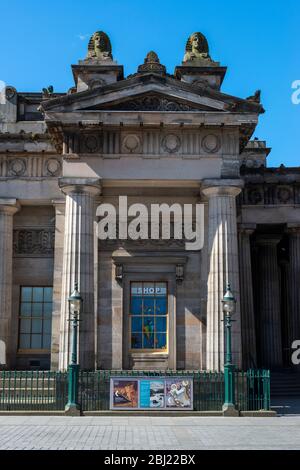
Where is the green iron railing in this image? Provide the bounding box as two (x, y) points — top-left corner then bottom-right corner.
(0, 369), (270, 412)
(0, 370), (68, 411)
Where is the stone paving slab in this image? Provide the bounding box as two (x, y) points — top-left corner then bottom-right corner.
(0, 416), (299, 450)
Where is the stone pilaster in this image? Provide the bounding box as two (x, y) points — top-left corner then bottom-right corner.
(50, 200), (65, 370)
(287, 225), (300, 355)
(238, 224), (257, 369)
(0, 198), (20, 368)
(256, 235), (282, 368)
(202, 179), (243, 371)
(58, 178), (101, 370)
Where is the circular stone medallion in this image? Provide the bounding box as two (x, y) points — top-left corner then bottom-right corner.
(9, 158), (26, 176)
(162, 134), (181, 153)
(202, 134), (220, 153)
(123, 134), (140, 153)
(84, 135), (99, 153)
(45, 158), (61, 176)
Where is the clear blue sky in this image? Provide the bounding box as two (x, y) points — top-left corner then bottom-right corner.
(0, 0), (299, 167)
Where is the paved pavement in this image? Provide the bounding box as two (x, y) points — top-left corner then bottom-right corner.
(0, 415), (299, 450)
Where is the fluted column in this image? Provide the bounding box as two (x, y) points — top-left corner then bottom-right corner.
(0, 198), (20, 368)
(256, 235), (282, 368)
(58, 178), (101, 370)
(202, 179), (243, 371)
(238, 224), (257, 369)
(287, 225), (300, 352)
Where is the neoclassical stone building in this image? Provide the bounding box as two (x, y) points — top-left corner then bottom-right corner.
(0, 31), (299, 372)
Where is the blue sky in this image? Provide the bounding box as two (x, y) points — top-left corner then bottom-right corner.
(0, 0), (299, 167)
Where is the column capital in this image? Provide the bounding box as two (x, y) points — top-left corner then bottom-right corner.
(58, 177), (101, 197)
(0, 198), (20, 215)
(238, 223), (256, 236)
(201, 179), (244, 198)
(286, 223), (300, 236)
(255, 234), (282, 246)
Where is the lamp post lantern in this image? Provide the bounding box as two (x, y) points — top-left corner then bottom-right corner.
(65, 282), (82, 415)
(222, 283), (239, 416)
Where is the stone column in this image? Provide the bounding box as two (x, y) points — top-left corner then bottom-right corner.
(202, 179), (243, 371)
(287, 225), (300, 353)
(238, 224), (257, 369)
(0, 198), (20, 368)
(256, 235), (282, 368)
(58, 178), (101, 370)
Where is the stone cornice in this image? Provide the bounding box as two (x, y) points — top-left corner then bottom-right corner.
(40, 72), (264, 114)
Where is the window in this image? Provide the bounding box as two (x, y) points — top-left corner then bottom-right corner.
(18, 287), (53, 351)
(130, 282), (168, 351)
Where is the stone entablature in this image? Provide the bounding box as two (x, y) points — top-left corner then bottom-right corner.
(239, 168), (300, 205)
(0, 155), (61, 178)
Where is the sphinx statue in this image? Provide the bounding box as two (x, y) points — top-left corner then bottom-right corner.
(86, 31), (112, 61)
(183, 32), (213, 64)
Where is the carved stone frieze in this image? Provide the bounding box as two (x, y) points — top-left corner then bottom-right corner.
(0, 156), (62, 178)
(13, 228), (55, 257)
(99, 237), (186, 251)
(240, 183), (300, 206)
(63, 129), (223, 158)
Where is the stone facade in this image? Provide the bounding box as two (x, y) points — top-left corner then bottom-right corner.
(0, 31), (299, 372)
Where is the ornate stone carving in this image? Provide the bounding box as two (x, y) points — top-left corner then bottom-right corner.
(201, 134), (220, 153)
(183, 32), (218, 65)
(246, 90), (261, 103)
(45, 158), (61, 176)
(83, 134), (101, 153)
(113, 96), (193, 112)
(240, 183), (300, 206)
(13, 228), (55, 257)
(248, 187), (263, 204)
(87, 31), (112, 61)
(88, 78), (105, 89)
(162, 134), (181, 153)
(122, 134), (141, 153)
(115, 264), (123, 281)
(277, 186), (292, 203)
(176, 264), (184, 283)
(8, 158), (26, 176)
(137, 51), (166, 75)
(5, 86), (17, 101)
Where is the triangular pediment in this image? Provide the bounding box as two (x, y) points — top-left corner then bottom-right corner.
(41, 73), (263, 115)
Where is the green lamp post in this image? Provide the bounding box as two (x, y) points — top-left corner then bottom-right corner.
(65, 282), (82, 415)
(222, 283), (238, 416)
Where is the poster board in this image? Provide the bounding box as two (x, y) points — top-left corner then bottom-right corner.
(110, 377), (193, 410)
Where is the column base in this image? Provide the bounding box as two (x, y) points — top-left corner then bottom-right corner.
(222, 403), (239, 416)
(65, 403), (81, 416)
